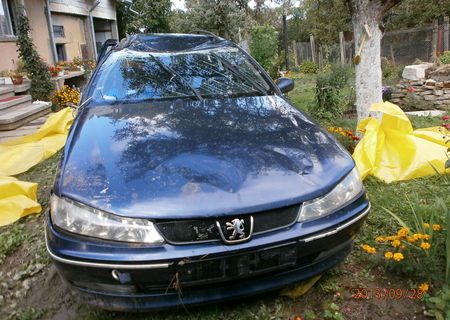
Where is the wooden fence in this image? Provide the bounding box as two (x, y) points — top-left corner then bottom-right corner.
(291, 17), (449, 67)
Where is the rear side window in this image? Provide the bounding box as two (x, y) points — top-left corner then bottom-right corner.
(85, 47), (273, 104)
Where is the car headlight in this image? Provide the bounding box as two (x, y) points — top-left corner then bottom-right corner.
(50, 195), (164, 244)
(298, 167), (363, 223)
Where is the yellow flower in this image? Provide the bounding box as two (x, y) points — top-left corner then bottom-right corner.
(420, 242), (431, 250)
(384, 252), (393, 259)
(375, 237), (385, 242)
(406, 236), (416, 243)
(397, 228), (409, 237)
(393, 253), (404, 261)
(422, 234), (431, 240)
(423, 223), (430, 228)
(418, 283), (429, 292)
(413, 234), (422, 241)
(362, 244), (376, 253)
(433, 224), (440, 231)
(391, 239), (401, 247)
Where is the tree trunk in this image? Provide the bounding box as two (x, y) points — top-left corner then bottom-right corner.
(352, 1), (383, 122)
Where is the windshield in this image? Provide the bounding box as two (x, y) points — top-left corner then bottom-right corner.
(85, 47), (273, 104)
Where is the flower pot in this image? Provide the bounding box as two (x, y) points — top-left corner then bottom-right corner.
(10, 75), (23, 85)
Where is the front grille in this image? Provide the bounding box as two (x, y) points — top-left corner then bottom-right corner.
(177, 242), (300, 285)
(138, 241), (321, 293)
(155, 204), (301, 244)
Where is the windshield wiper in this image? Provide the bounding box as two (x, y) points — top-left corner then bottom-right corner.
(210, 52), (268, 96)
(148, 54), (203, 101)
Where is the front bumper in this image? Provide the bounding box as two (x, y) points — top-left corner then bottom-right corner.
(46, 197), (369, 311)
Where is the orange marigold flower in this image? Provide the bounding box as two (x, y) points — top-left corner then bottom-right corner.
(420, 242), (431, 250)
(423, 223), (430, 228)
(375, 237), (385, 242)
(391, 239), (401, 247)
(413, 234), (422, 240)
(384, 252), (393, 259)
(397, 228), (409, 237)
(422, 234), (431, 240)
(418, 283), (429, 292)
(433, 224), (440, 231)
(362, 244), (376, 253)
(393, 253), (404, 261)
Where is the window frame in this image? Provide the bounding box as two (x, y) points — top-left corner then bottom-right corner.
(0, 0), (14, 36)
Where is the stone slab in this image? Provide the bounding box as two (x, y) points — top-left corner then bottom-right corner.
(402, 64), (432, 80)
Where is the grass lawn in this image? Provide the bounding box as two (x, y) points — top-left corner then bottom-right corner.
(0, 73), (448, 319)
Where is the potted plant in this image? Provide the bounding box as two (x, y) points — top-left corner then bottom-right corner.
(49, 66), (57, 77)
(9, 59), (25, 85)
(49, 65), (63, 77)
(57, 65), (64, 76)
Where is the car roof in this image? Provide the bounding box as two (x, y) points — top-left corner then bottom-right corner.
(116, 33), (236, 53)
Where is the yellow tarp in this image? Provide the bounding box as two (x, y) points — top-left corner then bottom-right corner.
(0, 108), (74, 226)
(353, 102), (448, 183)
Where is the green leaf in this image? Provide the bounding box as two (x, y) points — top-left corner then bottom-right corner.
(381, 206), (410, 230)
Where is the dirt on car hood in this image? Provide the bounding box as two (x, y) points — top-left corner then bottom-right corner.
(56, 95), (354, 219)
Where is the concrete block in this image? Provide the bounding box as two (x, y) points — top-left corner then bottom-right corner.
(402, 64), (432, 80)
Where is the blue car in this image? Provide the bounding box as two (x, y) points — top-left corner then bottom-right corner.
(45, 33), (370, 311)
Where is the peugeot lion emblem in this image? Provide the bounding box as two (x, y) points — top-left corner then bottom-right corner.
(216, 216), (254, 244)
(226, 218), (245, 240)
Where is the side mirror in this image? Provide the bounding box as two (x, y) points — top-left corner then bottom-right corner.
(276, 77), (295, 93)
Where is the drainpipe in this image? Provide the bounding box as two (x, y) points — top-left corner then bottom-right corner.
(88, 0), (100, 59)
(44, 0), (57, 64)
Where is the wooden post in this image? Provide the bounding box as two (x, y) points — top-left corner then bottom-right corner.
(318, 46), (323, 68)
(310, 35), (316, 63)
(431, 20), (438, 61)
(444, 16), (449, 51)
(339, 31), (345, 64)
(390, 45), (396, 67)
(282, 14), (289, 70)
(292, 41), (298, 66)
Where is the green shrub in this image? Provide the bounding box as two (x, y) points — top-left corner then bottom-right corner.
(327, 64), (351, 89)
(381, 57), (405, 82)
(309, 65), (351, 120)
(300, 61), (318, 74)
(249, 25), (278, 77)
(15, 6), (54, 101)
(310, 73), (343, 120)
(440, 51), (450, 64)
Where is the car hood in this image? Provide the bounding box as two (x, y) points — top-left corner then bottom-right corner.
(56, 95), (354, 219)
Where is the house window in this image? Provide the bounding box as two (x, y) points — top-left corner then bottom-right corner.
(0, 0), (14, 36)
(53, 25), (65, 38)
(56, 44), (66, 62)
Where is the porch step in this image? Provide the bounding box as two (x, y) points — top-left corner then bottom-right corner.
(0, 86), (15, 99)
(0, 102), (52, 131)
(0, 95), (32, 111)
(14, 81), (31, 94)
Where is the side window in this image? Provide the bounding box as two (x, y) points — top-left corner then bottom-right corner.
(0, 0), (14, 36)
